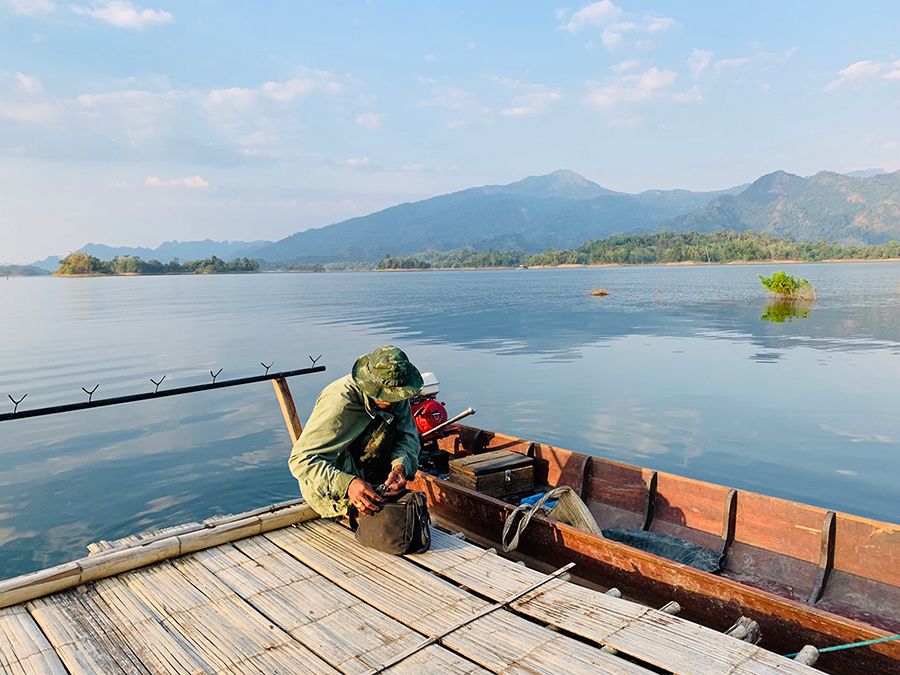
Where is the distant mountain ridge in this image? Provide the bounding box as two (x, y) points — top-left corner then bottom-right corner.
(78, 239), (271, 263)
(250, 169), (744, 262)
(663, 170), (900, 245)
(30, 169), (900, 266)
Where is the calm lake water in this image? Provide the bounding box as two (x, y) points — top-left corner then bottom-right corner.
(1, 262), (899, 579)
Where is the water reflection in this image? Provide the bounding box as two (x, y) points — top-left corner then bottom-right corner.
(1, 263), (898, 580)
(759, 299), (814, 323)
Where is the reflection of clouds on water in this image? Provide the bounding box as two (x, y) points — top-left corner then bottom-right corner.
(821, 425), (894, 444)
(586, 402), (704, 467)
(0, 526), (38, 547)
(506, 399), (547, 426)
(133, 494), (193, 518)
(212, 448), (282, 471)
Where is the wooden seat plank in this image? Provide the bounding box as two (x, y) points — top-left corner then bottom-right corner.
(409, 528), (817, 675)
(266, 521), (654, 675)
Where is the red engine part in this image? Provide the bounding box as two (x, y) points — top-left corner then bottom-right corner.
(411, 398), (448, 434)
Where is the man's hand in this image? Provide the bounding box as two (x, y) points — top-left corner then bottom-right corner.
(348, 478), (383, 516)
(382, 464), (408, 498)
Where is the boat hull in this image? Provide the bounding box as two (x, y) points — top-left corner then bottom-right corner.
(411, 426), (900, 675)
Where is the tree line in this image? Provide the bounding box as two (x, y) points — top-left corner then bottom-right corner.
(55, 252), (259, 275)
(377, 230), (900, 269)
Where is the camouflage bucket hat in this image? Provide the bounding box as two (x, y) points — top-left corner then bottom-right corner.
(352, 346), (424, 403)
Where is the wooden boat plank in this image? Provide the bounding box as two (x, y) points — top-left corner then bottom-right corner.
(0, 605), (67, 675)
(409, 528), (818, 675)
(832, 513), (900, 586)
(267, 521), (657, 674)
(191, 537), (485, 675)
(118, 557), (341, 674)
(414, 467), (900, 674)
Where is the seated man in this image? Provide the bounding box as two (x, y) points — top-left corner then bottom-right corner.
(289, 345), (424, 518)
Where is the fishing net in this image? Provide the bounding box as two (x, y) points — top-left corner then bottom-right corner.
(601, 529), (723, 573)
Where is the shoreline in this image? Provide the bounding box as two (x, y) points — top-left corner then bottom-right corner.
(19, 256), (900, 277)
(375, 257), (900, 272)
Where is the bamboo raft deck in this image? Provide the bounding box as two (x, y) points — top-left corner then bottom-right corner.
(0, 503), (820, 675)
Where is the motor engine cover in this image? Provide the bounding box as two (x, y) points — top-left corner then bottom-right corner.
(411, 398), (448, 434)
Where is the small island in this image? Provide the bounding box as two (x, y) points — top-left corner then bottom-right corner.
(54, 252), (259, 276)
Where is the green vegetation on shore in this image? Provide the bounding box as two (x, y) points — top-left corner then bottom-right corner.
(55, 252), (259, 275)
(377, 230), (900, 269)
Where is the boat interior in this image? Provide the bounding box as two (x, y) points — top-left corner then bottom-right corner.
(433, 426), (900, 635)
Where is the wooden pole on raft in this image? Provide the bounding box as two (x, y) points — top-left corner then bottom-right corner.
(272, 376), (303, 444)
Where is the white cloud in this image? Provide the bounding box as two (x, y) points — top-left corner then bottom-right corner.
(882, 141), (899, 151)
(564, 1), (623, 33)
(77, 89), (181, 142)
(205, 69), (342, 113)
(583, 67), (701, 122)
(427, 86), (492, 125)
(496, 77), (562, 117)
(69, 1), (172, 30)
(11, 0), (55, 15)
(565, 6), (677, 51)
(204, 87), (257, 112)
(687, 48), (712, 80)
(0, 71), (57, 122)
(610, 59), (639, 74)
(646, 16), (678, 33)
(356, 112), (385, 130)
(715, 57), (751, 71)
(424, 54), (437, 61)
(344, 157), (369, 166)
(824, 60), (887, 91)
(0, 100), (57, 122)
(145, 175), (209, 188)
(600, 21), (637, 50)
(14, 72), (43, 94)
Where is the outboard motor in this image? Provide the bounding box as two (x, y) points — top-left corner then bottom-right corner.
(410, 372), (448, 435)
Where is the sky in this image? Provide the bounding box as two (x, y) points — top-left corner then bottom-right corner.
(1, 1), (899, 263)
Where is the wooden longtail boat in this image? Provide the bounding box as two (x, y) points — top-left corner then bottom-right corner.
(409, 425), (900, 675)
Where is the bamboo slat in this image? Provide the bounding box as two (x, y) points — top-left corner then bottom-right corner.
(191, 537), (489, 675)
(26, 592), (147, 675)
(410, 528), (817, 675)
(117, 558), (339, 674)
(0, 605), (67, 675)
(0, 501), (319, 610)
(266, 521), (654, 675)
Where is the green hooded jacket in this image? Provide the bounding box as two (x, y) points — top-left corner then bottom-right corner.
(288, 374), (420, 517)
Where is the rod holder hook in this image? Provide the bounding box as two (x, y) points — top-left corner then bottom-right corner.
(261, 361), (274, 375)
(82, 385), (99, 403)
(8, 393), (26, 414)
(309, 354), (322, 366)
(210, 368), (223, 383)
(150, 375), (166, 393)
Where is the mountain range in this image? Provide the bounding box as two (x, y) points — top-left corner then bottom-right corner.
(21, 168), (900, 269)
(250, 168), (900, 263)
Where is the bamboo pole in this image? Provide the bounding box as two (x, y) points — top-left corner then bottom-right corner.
(272, 377), (303, 444)
(0, 501), (319, 609)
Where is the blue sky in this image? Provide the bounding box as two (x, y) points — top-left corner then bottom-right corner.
(1, 1), (899, 263)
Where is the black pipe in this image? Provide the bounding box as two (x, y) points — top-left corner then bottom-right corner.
(0, 366), (326, 422)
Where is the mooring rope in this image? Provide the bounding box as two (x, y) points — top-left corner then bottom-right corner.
(784, 633), (900, 658)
